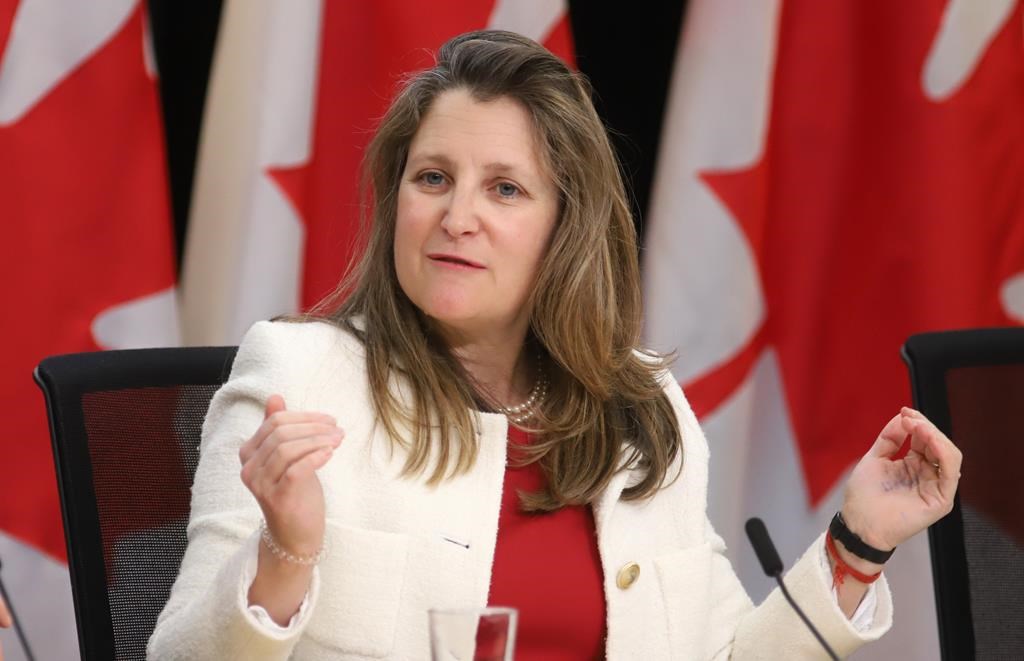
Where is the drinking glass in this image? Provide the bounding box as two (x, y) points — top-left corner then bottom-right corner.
(428, 606), (517, 661)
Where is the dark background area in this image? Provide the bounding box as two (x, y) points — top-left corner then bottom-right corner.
(148, 1), (689, 270)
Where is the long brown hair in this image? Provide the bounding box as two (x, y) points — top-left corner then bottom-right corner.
(316, 30), (682, 509)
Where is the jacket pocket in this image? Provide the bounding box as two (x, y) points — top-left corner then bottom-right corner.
(654, 542), (716, 659)
(306, 524), (410, 657)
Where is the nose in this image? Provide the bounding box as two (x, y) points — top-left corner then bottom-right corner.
(440, 185), (479, 237)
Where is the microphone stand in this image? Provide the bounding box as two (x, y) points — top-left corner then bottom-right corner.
(769, 568), (839, 660)
(746, 517), (838, 661)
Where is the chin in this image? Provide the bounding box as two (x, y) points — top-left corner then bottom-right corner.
(416, 294), (481, 324)
(424, 307), (483, 327)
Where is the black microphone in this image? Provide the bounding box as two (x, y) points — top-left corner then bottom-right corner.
(745, 517), (838, 661)
(0, 554), (37, 661)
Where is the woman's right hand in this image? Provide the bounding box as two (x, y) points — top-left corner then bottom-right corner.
(239, 395), (344, 560)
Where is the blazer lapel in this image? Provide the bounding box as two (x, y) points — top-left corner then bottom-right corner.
(592, 448), (636, 539)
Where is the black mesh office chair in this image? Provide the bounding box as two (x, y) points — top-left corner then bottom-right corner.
(34, 346), (237, 661)
(902, 328), (1024, 661)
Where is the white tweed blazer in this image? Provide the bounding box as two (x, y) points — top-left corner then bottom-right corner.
(147, 320), (892, 660)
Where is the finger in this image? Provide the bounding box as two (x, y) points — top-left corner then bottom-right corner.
(265, 394), (287, 419)
(243, 431), (339, 490)
(277, 446), (335, 487)
(924, 428), (962, 498)
(263, 410), (338, 431)
(867, 413), (907, 457)
(240, 410), (338, 463)
(261, 434), (342, 484)
(900, 411), (947, 461)
(252, 423), (343, 469)
(244, 395), (288, 457)
(240, 398), (287, 463)
(903, 415), (962, 492)
(901, 406), (925, 419)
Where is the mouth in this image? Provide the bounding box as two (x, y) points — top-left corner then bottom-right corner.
(427, 253), (485, 269)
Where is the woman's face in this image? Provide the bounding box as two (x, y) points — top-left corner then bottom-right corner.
(394, 89), (559, 341)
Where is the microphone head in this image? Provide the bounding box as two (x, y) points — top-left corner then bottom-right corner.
(745, 517), (784, 577)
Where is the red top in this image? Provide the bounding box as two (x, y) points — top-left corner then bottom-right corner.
(487, 425), (606, 659)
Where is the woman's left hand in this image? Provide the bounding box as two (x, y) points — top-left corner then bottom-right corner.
(841, 407), (963, 552)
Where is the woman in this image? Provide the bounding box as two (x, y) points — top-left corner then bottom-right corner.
(149, 30), (961, 659)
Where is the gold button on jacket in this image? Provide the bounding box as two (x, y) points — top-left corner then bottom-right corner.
(616, 562), (640, 589)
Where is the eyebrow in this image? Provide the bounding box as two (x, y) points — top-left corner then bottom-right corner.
(408, 153), (531, 178)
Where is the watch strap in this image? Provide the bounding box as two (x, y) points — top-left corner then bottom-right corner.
(829, 511), (895, 564)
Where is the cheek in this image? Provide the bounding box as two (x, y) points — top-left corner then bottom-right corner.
(517, 217), (557, 272)
(394, 193), (424, 272)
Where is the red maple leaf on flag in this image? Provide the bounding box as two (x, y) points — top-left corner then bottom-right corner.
(0, 5), (177, 560)
(687, 0), (1024, 504)
(267, 2), (574, 309)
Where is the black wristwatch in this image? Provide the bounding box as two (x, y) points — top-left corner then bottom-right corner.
(829, 512), (895, 564)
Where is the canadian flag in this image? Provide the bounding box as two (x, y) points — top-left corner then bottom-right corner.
(180, 0), (574, 346)
(0, 1), (179, 659)
(644, 0), (1024, 659)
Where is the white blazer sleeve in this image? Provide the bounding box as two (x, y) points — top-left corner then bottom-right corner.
(722, 528), (892, 659)
(147, 321), (322, 661)
(658, 369), (893, 659)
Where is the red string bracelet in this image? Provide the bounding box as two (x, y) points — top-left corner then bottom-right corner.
(825, 531), (883, 588)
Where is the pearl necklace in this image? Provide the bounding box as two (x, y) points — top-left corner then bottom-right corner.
(496, 365), (548, 425)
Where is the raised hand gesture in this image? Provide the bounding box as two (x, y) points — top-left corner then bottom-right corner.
(240, 395), (342, 557)
(841, 407), (962, 553)
(239, 395), (343, 624)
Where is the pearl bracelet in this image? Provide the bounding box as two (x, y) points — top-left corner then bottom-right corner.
(258, 519), (327, 566)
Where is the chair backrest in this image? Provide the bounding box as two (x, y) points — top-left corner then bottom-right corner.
(34, 346), (237, 661)
(902, 328), (1024, 661)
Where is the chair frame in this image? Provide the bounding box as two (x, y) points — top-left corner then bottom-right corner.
(34, 346), (237, 660)
(901, 327), (1024, 661)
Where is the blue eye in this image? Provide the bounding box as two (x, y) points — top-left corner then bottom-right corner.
(496, 182), (519, 198)
(421, 171), (445, 186)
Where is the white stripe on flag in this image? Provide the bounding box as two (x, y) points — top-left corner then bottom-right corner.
(0, 531), (79, 661)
